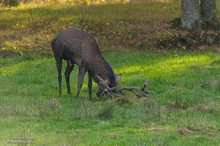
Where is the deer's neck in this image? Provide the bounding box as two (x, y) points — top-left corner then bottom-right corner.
(92, 56), (115, 85)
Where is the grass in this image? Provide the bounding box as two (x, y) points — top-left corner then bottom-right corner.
(0, 52), (220, 145)
(0, 1), (220, 145)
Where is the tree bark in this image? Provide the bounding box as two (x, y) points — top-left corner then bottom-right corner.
(201, 0), (217, 22)
(181, 0), (201, 30)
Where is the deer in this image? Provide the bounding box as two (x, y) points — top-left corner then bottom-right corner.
(51, 27), (153, 100)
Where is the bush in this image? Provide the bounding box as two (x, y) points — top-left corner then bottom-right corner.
(1, 0), (19, 6)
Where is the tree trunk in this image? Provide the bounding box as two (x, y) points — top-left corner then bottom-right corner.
(181, 0), (201, 30)
(201, 0), (217, 22)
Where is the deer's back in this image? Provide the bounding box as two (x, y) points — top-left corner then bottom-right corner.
(52, 27), (102, 66)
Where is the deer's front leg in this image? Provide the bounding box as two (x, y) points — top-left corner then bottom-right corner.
(76, 66), (86, 98)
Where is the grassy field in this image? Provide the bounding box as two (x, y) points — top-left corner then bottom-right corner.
(0, 1), (220, 146)
(0, 52), (220, 145)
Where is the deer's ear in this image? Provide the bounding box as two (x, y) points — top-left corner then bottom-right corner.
(115, 74), (122, 84)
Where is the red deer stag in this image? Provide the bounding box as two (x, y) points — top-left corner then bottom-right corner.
(51, 27), (153, 99)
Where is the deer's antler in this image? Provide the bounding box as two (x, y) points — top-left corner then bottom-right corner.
(115, 78), (154, 98)
(97, 76), (154, 99)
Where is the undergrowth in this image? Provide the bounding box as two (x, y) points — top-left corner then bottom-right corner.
(1, 2), (220, 58)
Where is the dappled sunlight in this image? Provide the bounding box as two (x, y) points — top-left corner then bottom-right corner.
(0, 62), (27, 75)
(0, 57), (53, 75)
(117, 65), (143, 74)
(0, 53), (218, 98)
(0, 2), (182, 57)
(148, 55), (212, 77)
(116, 54), (213, 83)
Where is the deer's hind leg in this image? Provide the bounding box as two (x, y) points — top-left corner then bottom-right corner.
(54, 56), (63, 96)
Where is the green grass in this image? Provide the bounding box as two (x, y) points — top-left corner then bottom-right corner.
(0, 1), (220, 145)
(0, 52), (220, 145)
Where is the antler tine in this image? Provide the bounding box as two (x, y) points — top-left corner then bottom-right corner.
(141, 77), (148, 91)
(97, 75), (118, 92)
(97, 75), (107, 85)
(97, 75), (120, 99)
(144, 77), (148, 85)
(99, 88), (119, 100)
(97, 75), (110, 89)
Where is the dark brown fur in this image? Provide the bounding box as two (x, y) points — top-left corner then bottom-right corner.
(51, 27), (121, 99)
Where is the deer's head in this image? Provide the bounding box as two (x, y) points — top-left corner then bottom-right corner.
(96, 74), (121, 97)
